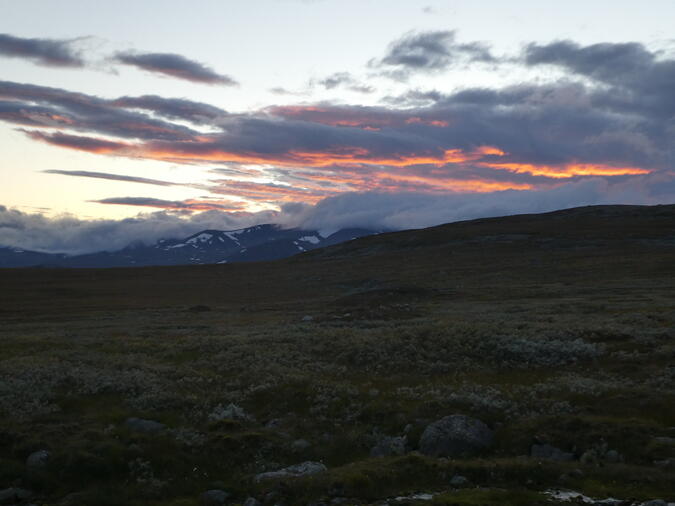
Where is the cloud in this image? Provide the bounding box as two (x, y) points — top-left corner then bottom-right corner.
(0, 33), (84, 67)
(43, 169), (179, 187)
(92, 197), (245, 212)
(110, 95), (227, 123)
(2, 174), (673, 254)
(0, 205), (279, 254)
(1, 35), (674, 212)
(371, 30), (494, 76)
(0, 80), (199, 141)
(114, 52), (238, 85)
(524, 40), (675, 118)
(314, 72), (374, 93)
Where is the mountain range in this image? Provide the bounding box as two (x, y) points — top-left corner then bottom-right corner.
(0, 225), (377, 268)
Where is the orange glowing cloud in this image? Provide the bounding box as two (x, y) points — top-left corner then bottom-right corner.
(481, 161), (651, 178)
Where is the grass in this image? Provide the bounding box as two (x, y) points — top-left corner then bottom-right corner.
(0, 205), (674, 505)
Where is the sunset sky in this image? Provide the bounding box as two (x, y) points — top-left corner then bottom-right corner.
(1, 0), (674, 252)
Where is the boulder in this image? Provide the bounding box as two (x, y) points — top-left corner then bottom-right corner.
(419, 415), (494, 457)
(370, 435), (407, 457)
(200, 489), (230, 506)
(208, 403), (252, 422)
(255, 461), (327, 482)
(0, 488), (32, 504)
(531, 443), (574, 461)
(26, 449), (50, 468)
(125, 418), (166, 434)
(450, 475), (469, 487)
(291, 438), (311, 452)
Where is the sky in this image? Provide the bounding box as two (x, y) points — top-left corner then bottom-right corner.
(1, 0), (674, 253)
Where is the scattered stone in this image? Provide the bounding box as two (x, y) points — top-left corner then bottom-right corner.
(653, 437), (675, 445)
(393, 492), (434, 502)
(200, 489), (230, 506)
(368, 388), (380, 397)
(266, 419), (281, 429)
(450, 475), (469, 487)
(531, 443), (575, 462)
(209, 403), (253, 422)
(419, 415), (494, 457)
(125, 417), (166, 434)
(243, 498), (262, 506)
(603, 449), (621, 463)
(580, 449), (600, 466)
(255, 461), (327, 482)
(641, 501), (667, 506)
(302, 315), (314, 322)
(370, 435), (407, 457)
(403, 423), (413, 434)
(26, 449), (50, 468)
(189, 305), (211, 312)
(0, 488), (33, 504)
(58, 493), (88, 506)
(653, 458), (675, 468)
(291, 438), (311, 452)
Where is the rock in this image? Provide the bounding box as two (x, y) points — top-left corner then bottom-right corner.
(209, 403), (253, 422)
(580, 449), (600, 466)
(243, 498), (262, 506)
(189, 305), (211, 312)
(370, 435), (407, 457)
(26, 449), (50, 468)
(302, 315), (314, 322)
(0, 488), (32, 504)
(450, 475), (469, 487)
(291, 439), (311, 452)
(604, 449), (621, 463)
(125, 417), (166, 434)
(641, 501), (667, 506)
(653, 458), (675, 468)
(419, 415), (494, 457)
(531, 443), (575, 461)
(255, 461), (327, 482)
(653, 436), (675, 445)
(200, 489), (230, 506)
(403, 424), (413, 434)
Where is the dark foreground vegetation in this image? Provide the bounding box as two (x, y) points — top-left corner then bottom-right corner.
(1, 205), (674, 506)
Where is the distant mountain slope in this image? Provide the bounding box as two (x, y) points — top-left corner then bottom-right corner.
(0, 225), (377, 268)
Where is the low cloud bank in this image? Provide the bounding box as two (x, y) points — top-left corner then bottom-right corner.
(2, 175), (673, 255)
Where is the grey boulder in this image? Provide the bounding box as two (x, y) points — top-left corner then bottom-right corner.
(200, 489), (230, 506)
(531, 443), (575, 461)
(370, 435), (407, 457)
(255, 461), (327, 482)
(0, 488), (33, 504)
(125, 417), (166, 434)
(26, 449), (50, 468)
(419, 415), (494, 457)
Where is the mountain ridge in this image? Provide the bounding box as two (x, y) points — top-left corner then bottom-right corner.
(0, 224), (378, 268)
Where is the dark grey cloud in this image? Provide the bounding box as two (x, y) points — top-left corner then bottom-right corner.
(92, 197), (242, 211)
(114, 52), (238, 85)
(315, 72), (374, 93)
(43, 170), (178, 187)
(2, 174), (673, 254)
(0, 205), (280, 254)
(1, 36), (674, 203)
(524, 40), (675, 119)
(0, 33), (84, 67)
(111, 95), (227, 123)
(0, 80), (199, 141)
(288, 176), (675, 232)
(372, 30), (494, 75)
